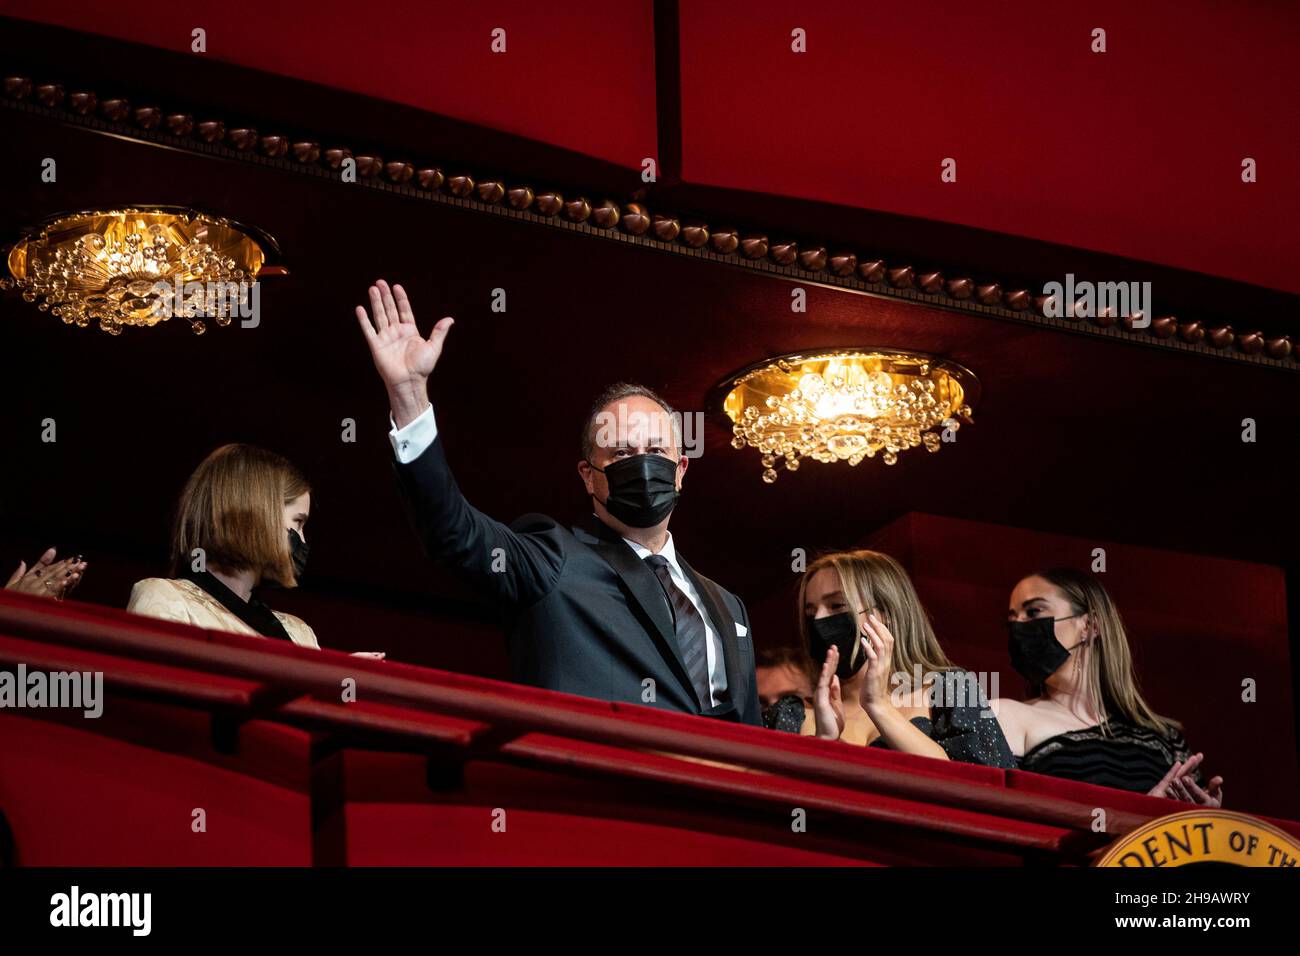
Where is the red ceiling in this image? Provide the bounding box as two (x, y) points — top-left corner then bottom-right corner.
(0, 0), (660, 166)
(3, 0), (1296, 293)
(679, 0), (1300, 295)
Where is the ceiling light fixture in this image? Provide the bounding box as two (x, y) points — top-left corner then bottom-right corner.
(717, 349), (977, 482)
(2, 206), (275, 334)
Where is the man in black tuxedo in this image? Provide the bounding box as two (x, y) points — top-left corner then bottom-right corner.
(355, 280), (760, 725)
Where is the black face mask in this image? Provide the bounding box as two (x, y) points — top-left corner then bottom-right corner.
(589, 453), (680, 529)
(259, 529), (310, 590)
(807, 612), (867, 680)
(1007, 614), (1085, 683)
(288, 528), (310, 583)
(762, 694), (808, 733)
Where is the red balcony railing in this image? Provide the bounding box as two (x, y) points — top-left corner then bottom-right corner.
(2, 589), (1296, 866)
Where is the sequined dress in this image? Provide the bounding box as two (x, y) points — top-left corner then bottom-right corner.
(869, 669), (1017, 768)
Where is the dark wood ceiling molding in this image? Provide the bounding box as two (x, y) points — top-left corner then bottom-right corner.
(2, 73), (1296, 374)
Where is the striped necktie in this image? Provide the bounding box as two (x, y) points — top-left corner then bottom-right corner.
(644, 554), (711, 710)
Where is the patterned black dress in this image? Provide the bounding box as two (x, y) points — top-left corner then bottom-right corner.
(869, 669), (1017, 769)
(1017, 715), (1195, 793)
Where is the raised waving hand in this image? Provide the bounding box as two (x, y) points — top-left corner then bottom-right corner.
(354, 280), (454, 428)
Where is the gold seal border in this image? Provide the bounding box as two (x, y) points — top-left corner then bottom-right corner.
(1096, 808), (1300, 867)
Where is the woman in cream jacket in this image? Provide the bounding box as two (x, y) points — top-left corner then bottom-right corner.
(127, 443), (320, 649)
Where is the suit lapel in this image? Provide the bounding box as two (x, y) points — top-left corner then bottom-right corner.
(575, 518), (699, 711)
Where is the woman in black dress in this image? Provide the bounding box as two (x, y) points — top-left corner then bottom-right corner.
(801, 550), (1015, 768)
(992, 568), (1224, 803)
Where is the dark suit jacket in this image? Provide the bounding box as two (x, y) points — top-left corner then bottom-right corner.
(394, 436), (761, 726)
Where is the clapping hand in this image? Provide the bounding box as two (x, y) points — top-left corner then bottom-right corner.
(5, 547), (86, 601)
(1148, 753), (1224, 807)
(858, 613), (895, 712)
(812, 645), (845, 740)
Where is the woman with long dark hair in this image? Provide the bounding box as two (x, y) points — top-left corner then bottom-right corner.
(993, 568), (1223, 803)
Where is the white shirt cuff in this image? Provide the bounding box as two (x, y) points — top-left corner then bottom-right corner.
(389, 404), (437, 464)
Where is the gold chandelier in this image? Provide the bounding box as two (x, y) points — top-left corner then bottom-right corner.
(718, 349), (977, 482)
(3, 207), (272, 334)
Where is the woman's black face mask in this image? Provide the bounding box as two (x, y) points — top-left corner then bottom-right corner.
(807, 611), (867, 679)
(260, 528), (310, 590)
(1006, 613), (1085, 682)
(288, 528), (310, 582)
(587, 453), (680, 528)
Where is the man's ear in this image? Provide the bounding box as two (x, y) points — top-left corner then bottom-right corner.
(579, 459), (601, 496)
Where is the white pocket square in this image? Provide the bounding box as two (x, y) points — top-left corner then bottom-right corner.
(735, 623), (748, 637)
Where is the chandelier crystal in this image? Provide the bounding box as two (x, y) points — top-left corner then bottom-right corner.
(2, 207), (270, 334)
(719, 349), (977, 482)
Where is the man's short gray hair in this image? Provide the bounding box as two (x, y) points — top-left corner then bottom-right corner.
(581, 382), (680, 461)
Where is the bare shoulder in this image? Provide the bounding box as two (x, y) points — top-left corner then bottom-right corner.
(988, 697), (1034, 754)
(988, 697), (1018, 719)
(904, 683), (932, 710)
